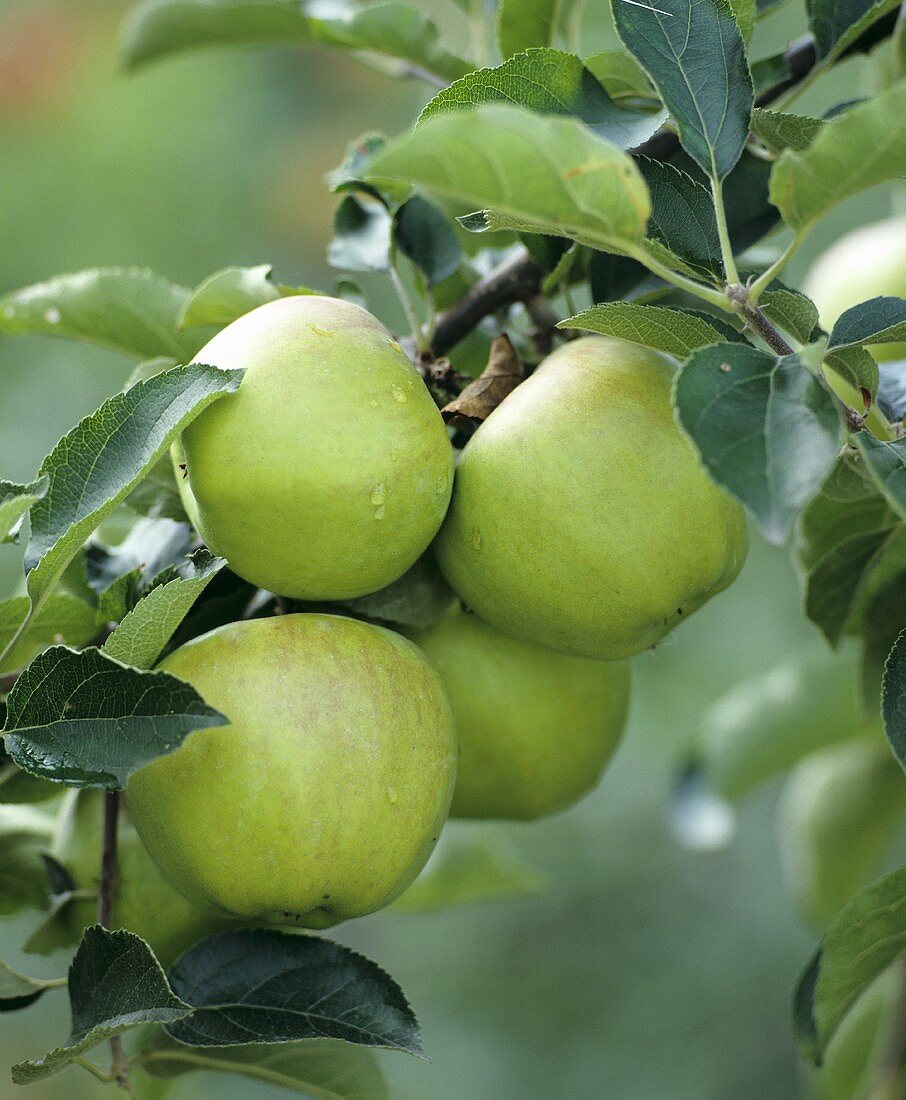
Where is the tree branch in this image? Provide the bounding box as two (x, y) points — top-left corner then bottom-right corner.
(427, 13), (899, 358)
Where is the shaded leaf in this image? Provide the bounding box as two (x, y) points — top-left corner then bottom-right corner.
(0, 476), (47, 545)
(674, 343), (841, 543)
(807, 0), (902, 62)
(0, 959), (65, 1013)
(0, 804), (56, 916)
(635, 157), (722, 279)
(2, 645), (228, 788)
(496, 0), (558, 58)
(394, 196), (461, 285)
(824, 346), (880, 402)
(0, 594), (98, 675)
(855, 432), (906, 520)
(759, 284), (820, 344)
(827, 297), (906, 352)
(611, 0), (753, 180)
(328, 196), (392, 273)
(12, 928), (189, 1084)
(583, 49), (657, 103)
(166, 928), (424, 1056)
(883, 629), (906, 766)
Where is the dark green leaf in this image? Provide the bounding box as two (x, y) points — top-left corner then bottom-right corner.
(316, 555), (454, 631)
(328, 196), (392, 273)
(861, 571), (906, 716)
(0, 959), (65, 1013)
(636, 157), (722, 279)
(123, 0), (472, 83)
(770, 80), (906, 233)
(561, 302), (729, 356)
(884, 630), (906, 768)
(827, 297), (906, 352)
(419, 48), (667, 150)
(139, 1033), (388, 1098)
(102, 551), (225, 669)
(807, 0), (902, 62)
(166, 928), (424, 1056)
(750, 107), (822, 153)
(12, 927), (189, 1083)
(2, 645), (228, 788)
(588, 251), (648, 303)
(855, 432), (906, 520)
(23, 364), (243, 618)
(611, 0), (753, 180)
(0, 269), (211, 361)
(793, 864), (906, 1064)
(0, 476), (47, 545)
(674, 344), (841, 543)
(0, 804), (55, 916)
(370, 104), (651, 253)
(179, 265), (315, 329)
(394, 196), (461, 285)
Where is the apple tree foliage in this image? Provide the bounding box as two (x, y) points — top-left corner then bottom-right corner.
(0, 0), (905, 1094)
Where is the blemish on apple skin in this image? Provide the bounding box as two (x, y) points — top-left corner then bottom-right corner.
(719, 362), (731, 373)
(308, 324), (334, 338)
(178, 463), (188, 479)
(389, 339), (403, 354)
(391, 385), (408, 404)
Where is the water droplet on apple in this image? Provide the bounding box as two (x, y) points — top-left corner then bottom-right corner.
(373, 505), (386, 520)
(434, 474), (448, 495)
(387, 786), (398, 805)
(370, 483), (386, 506)
(470, 527), (482, 550)
(391, 386), (408, 404)
(43, 307), (62, 325)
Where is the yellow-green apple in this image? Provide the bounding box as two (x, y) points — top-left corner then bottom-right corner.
(53, 789), (231, 967)
(433, 336), (747, 660)
(126, 614), (457, 927)
(410, 604), (630, 819)
(174, 296), (454, 599)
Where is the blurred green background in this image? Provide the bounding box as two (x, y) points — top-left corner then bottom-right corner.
(0, 1), (901, 1096)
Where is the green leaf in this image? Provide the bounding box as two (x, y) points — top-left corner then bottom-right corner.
(750, 107), (822, 154)
(123, 0), (471, 83)
(12, 927), (189, 1084)
(861, 570), (906, 714)
(560, 303), (729, 357)
(0, 269), (211, 361)
(419, 48), (667, 151)
(496, 0), (558, 57)
(166, 928), (424, 1056)
(139, 1033), (388, 1099)
(392, 831), (545, 913)
(611, 0), (754, 180)
(855, 432), (906, 520)
(2, 645), (229, 788)
(827, 297), (906, 352)
(328, 196), (392, 273)
(0, 477), (47, 545)
(102, 551), (225, 669)
(23, 364), (243, 624)
(0, 804), (56, 916)
(0, 594), (98, 675)
(729, 0), (756, 40)
(394, 196), (461, 286)
(583, 49), (657, 104)
(370, 104), (651, 254)
(674, 344), (842, 544)
(807, 0), (902, 62)
(179, 265), (315, 329)
(793, 864), (906, 1064)
(0, 959), (65, 1013)
(123, 458), (189, 523)
(769, 79), (906, 234)
(313, 555), (454, 631)
(759, 284), (820, 344)
(635, 157), (722, 279)
(86, 517), (194, 600)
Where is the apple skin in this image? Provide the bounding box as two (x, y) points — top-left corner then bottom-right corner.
(410, 604), (630, 820)
(53, 789), (231, 968)
(173, 296), (454, 600)
(433, 336), (748, 660)
(805, 217), (906, 361)
(777, 738), (906, 930)
(126, 614), (457, 927)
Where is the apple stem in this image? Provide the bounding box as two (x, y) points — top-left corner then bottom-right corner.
(98, 790), (135, 1097)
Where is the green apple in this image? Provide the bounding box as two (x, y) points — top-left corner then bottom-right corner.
(410, 604), (630, 820)
(777, 738), (906, 929)
(174, 296), (454, 600)
(433, 336), (748, 660)
(805, 217), (906, 361)
(53, 789), (231, 967)
(126, 614), (457, 927)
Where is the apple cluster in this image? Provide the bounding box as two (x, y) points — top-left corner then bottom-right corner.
(75, 295), (749, 958)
